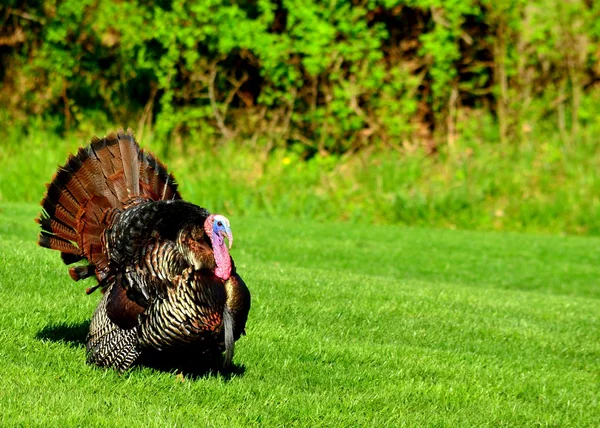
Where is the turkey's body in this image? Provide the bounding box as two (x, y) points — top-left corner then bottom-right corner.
(37, 130), (250, 372)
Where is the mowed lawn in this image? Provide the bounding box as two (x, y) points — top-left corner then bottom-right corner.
(0, 202), (598, 426)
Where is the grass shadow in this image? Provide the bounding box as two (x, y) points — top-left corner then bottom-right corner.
(136, 348), (246, 380)
(36, 320), (90, 348)
(36, 320), (245, 380)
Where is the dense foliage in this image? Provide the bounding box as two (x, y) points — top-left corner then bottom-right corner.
(2, 0), (600, 152)
(2, 126), (600, 236)
(2, 1), (600, 235)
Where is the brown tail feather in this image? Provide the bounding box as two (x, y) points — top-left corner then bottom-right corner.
(43, 182), (81, 216)
(36, 217), (78, 242)
(61, 159), (95, 203)
(115, 130), (140, 197)
(40, 203), (76, 230)
(138, 150), (179, 201)
(90, 136), (118, 182)
(38, 234), (80, 254)
(69, 265), (95, 281)
(37, 129), (182, 281)
(107, 171), (131, 203)
(73, 146), (121, 207)
(62, 253), (83, 265)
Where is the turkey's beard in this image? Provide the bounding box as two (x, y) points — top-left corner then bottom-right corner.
(211, 232), (231, 280)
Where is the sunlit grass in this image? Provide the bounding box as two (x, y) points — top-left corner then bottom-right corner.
(1, 126), (600, 235)
(0, 203), (598, 426)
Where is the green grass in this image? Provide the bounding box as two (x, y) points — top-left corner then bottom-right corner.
(0, 202), (598, 426)
(2, 125), (600, 236)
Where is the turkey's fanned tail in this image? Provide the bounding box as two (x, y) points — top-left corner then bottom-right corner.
(36, 129), (182, 277)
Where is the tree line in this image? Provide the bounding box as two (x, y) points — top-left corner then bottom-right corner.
(2, 0), (599, 154)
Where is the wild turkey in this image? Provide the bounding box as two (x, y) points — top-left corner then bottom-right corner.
(36, 130), (250, 372)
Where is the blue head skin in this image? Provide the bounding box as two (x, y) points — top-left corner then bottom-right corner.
(212, 214), (233, 249)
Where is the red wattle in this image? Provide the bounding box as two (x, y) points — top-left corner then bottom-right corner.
(213, 234), (231, 280)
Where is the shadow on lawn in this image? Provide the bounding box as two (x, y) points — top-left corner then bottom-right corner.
(36, 321), (245, 380)
(137, 349), (246, 380)
(36, 320), (89, 347)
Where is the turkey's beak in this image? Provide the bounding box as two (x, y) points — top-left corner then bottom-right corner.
(224, 229), (233, 250)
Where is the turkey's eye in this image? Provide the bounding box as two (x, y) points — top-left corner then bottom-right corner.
(217, 221), (223, 227)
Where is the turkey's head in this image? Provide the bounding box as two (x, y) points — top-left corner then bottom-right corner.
(176, 215), (233, 281)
